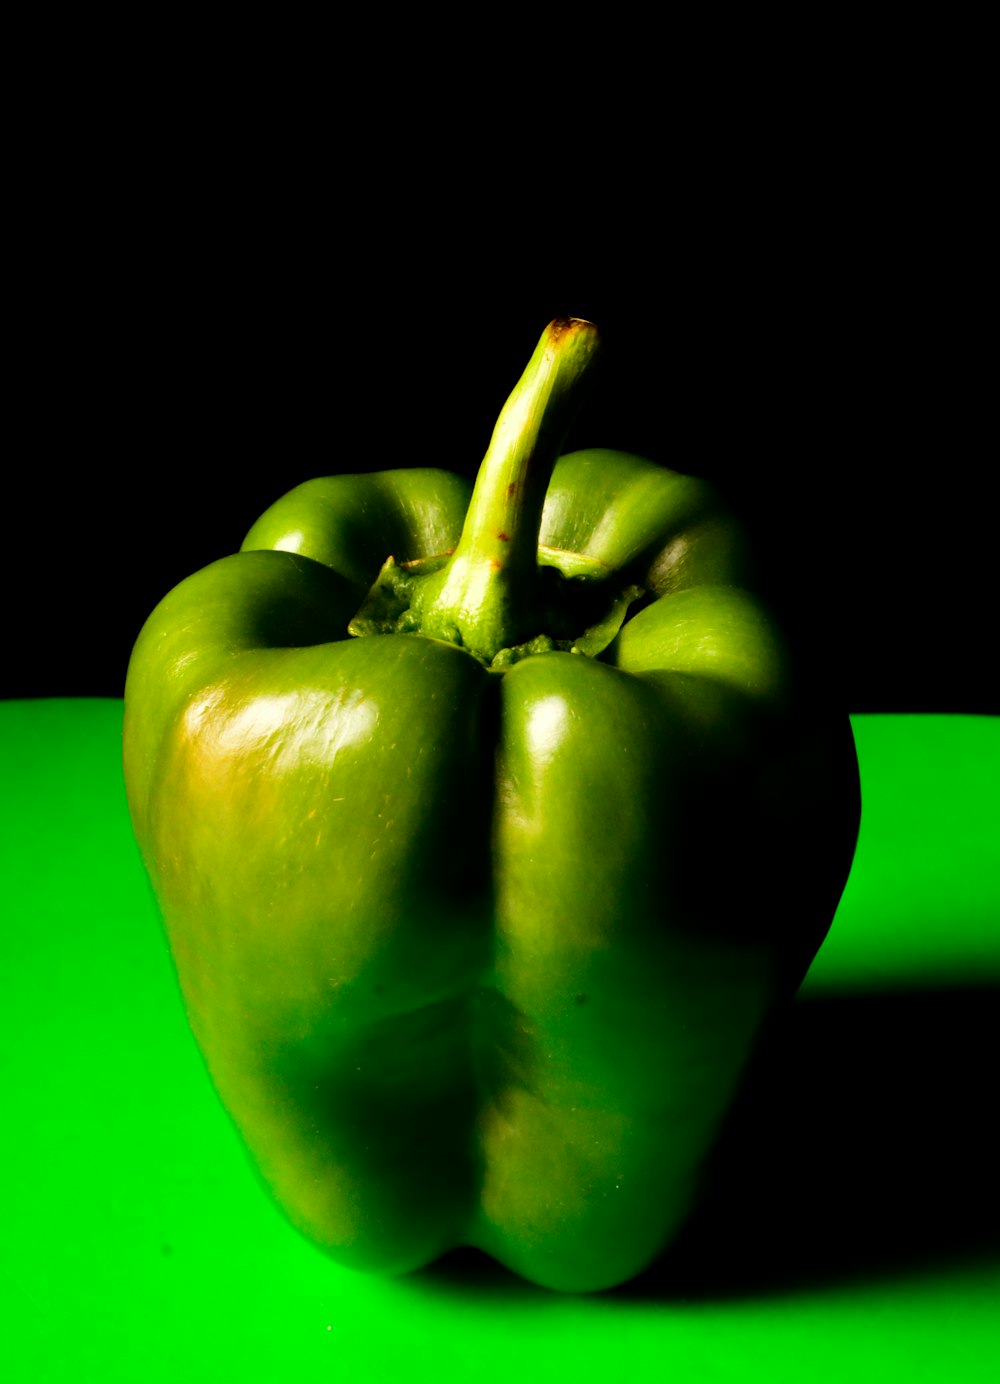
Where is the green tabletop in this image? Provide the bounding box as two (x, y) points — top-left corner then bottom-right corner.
(2, 700), (997, 1382)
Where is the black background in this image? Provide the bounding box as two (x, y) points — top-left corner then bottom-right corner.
(5, 93), (995, 714)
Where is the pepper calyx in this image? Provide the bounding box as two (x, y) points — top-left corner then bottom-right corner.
(348, 547), (646, 670)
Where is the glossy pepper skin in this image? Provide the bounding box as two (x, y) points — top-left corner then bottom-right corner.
(123, 319), (860, 1292)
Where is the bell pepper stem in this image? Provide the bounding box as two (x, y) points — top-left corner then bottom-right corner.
(418, 317), (601, 662)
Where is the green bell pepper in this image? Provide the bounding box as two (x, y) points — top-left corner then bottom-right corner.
(123, 318), (860, 1292)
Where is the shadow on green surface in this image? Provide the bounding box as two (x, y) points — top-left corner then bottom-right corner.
(421, 983), (1000, 1301)
(416, 1246), (538, 1299)
(624, 981), (1000, 1301)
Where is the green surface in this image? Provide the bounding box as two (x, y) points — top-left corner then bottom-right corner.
(1, 700), (998, 1381)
